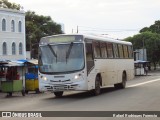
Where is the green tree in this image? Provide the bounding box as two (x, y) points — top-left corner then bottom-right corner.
(140, 20), (160, 34)
(0, 0), (21, 10)
(125, 31), (160, 69)
(26, 11), (63, 58)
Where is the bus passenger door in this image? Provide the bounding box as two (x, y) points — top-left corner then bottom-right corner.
(86, 43), (94, 75)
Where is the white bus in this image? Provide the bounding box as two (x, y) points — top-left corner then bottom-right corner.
(38, 34), (134, 97)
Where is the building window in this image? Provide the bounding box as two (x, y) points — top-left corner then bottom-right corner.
(11, 20), (15, 32)
(19, 43), (23, 55)
(2, 42), (7, 55)
(18, 21), (22, 32)
(2, 19), (6, 31)
(12, 42), (16, 55)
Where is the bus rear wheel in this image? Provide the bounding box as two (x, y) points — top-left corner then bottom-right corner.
(54, 91), (63, 97)
(114, 72), (127, 89)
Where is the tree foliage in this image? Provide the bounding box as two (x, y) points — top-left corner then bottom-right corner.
(140, 20), (160, 34)
(126, 20), (160, 69)
(0, 0), (21, 10)
(26, 11), (63, 58)
(125, 31), (160, 69)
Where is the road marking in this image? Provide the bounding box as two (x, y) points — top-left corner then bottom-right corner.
(127, 78), (160, 88)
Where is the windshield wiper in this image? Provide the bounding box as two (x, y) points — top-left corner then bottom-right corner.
(66, 42), (73, 63)
(47, 44), (57, 62)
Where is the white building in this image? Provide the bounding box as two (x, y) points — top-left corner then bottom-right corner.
(0, 8), (26, 60)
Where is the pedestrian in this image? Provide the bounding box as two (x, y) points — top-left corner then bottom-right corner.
(144, 65), (148, 76)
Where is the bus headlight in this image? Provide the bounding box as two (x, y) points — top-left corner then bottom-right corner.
(74, 74), (81, 80)
(74, 75), (79, 79)
(43, 77), (47, 81)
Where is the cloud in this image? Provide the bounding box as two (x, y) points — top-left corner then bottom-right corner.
(8, 0), (160, 38)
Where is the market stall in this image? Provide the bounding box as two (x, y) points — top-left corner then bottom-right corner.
(0, 61), (8, 91)
(24, 59), (39, 94)
(134, 60), (150, 76)
(0, 61), (25, 96)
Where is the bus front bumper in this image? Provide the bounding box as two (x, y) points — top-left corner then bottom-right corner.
(39, 80), (88, 92)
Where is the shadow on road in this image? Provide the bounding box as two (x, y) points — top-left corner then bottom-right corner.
(43, 87), (120, 100)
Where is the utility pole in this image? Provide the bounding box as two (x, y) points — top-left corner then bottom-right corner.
(29, 35), (32, 59)
(143, 38), (145, 61)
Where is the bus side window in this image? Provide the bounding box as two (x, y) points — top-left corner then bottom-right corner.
(86, 43), (94, 74)
(100, 42), (107, 58)
(128, 45), (133, 58)
(93, 41), (101, 58)
(118, 44), (124, 58)
(113, 43), (119, 58)
(106, 42), (114, 58)
(123, 45), (129, 58)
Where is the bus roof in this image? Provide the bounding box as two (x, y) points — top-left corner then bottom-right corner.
(83, 34), (132, 45)
(40, 34), (132, 45)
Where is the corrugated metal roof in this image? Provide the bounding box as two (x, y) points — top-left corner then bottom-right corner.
(27, 59), (38, 65)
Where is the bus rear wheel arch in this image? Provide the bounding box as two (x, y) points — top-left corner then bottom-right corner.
(114, 71), (127, 89)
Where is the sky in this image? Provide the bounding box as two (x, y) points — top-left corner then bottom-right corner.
(8, 0), (160, 39)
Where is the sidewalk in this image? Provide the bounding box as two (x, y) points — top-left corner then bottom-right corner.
(148, 69), (160, 76)
(127, 69), (160, 87)
(135, 69), (160, 78)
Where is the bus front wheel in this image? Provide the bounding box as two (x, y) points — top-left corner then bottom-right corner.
(54, 91), (63, 97)
(94, 76), (101, 96)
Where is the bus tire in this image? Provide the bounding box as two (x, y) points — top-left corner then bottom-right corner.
(120, 72), (127, 89)
(8, 92), (12, 97)
(25, 90), (29, 94)
(54, 91), (63, 97)
(35, 88), (40, 94)
(94, 76), (101, 96)
(114, 72), (127, 89)
(22, 90), (25, 96)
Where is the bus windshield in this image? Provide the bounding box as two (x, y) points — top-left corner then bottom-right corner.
(39, 43), (84, 74)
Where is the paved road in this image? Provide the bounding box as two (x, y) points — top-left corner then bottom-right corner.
(0, 70), (160, 120)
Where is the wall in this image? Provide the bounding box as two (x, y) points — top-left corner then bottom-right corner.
(0, 8), (26, 60)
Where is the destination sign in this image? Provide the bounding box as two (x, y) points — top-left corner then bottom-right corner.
(40, 35), (83, 44)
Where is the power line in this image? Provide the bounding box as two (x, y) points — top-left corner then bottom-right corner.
(78, 29), (138, 32)
(78, 25), (140, 32)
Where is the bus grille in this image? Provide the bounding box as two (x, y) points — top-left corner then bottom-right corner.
(54, 76), (65, 78)
(45, 84), (78, 91)
(50, 79), (71, 83)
